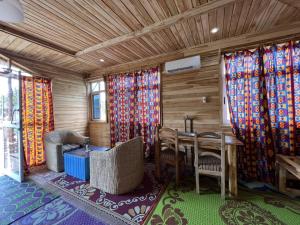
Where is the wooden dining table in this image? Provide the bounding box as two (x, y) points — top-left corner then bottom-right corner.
(178, 131), (244, 197)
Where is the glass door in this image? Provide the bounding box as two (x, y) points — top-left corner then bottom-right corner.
(0, 74), (24, 182)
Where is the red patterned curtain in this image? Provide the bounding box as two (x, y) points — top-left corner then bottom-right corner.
(108, 67), (160, 157)
(22, 76), (54, 167)
(225, 49), (275, 183)
(225, 41), (300, 183)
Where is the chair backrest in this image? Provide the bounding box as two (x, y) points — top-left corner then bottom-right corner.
(194, 132), (224, 152)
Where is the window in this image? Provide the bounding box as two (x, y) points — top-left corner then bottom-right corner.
(90, 80), (106, 122)
(221, 56), (230, 126)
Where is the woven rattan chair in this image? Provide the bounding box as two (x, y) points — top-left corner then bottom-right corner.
(90, 136), (144, 195)
(155, 126), (185, 185)
(194, 132), (226, 198)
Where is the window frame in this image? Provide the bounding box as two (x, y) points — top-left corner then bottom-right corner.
(221, 56), (231, 127)
(89, 79), (107, 123)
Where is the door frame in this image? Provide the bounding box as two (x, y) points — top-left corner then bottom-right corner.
(0, 72), (24, 182)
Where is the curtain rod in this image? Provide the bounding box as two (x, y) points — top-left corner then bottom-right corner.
(221, 35), (300, 53)
(86, 64), (160, 81)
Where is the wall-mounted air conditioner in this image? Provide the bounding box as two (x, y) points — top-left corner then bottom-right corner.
(165, 55), (201, 74)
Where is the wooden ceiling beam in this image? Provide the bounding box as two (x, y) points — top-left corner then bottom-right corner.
(0, 23), (76, 56)
(0, 48), (82, 76)
(76, 0), (235, 56)
(89, 21), (300, 76)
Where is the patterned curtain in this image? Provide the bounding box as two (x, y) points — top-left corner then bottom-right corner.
(225, 49), (275, 183)
(22, 76), (54, 167)
(225, 41), (300, 183)
(108, 67), (160, 157)
(264, 41), (300, 156)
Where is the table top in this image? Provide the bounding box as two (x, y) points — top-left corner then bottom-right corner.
(64, 145), (110, 158)
(178, 131), (243, 146)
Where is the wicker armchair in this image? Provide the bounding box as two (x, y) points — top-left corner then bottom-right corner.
(90, 137), (144, 195)
(45, 130), (89, 172)
(194, 132), (226, 198)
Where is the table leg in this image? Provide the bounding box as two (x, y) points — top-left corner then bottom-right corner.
(228, 145), (237, 197)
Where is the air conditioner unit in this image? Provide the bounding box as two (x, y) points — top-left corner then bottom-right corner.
(165, 55), (201, 74)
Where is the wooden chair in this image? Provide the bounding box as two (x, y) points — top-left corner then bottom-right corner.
(194, 132), (226, 198)
(155, 126), (185, 185)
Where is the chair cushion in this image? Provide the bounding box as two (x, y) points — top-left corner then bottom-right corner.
(62, 144), (80, 152)
(198, 155), (221, 171)
(160, 149), (185, 162)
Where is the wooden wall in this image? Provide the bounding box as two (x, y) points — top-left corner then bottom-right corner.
(88, 51), (225, 146)
(162, 52), (221, 132)
(6, 55), (89, 135)
(51, 76), (88, 135)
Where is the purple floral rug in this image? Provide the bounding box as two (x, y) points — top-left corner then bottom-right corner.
(12, 197), (107, 225)
(49, 164), (165, 224)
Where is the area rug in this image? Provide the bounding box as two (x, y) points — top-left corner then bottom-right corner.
(11, 197), (107, 225)
(49, 164), (166, 225)
(0, 176), (58, 225)
(147, 178), (300, 225)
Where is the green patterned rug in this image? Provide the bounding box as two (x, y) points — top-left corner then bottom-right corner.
(146, 178), (300, 225)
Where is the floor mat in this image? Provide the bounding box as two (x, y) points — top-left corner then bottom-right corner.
(49, 164), (166, 225)
(0, 176), (58, 225)
(147, 177), (300, 225)
(11, 197), (107, 225)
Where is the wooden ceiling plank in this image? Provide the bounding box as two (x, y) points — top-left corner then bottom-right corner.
(90, 21), (300, 75)
(136, 0), (160, 22)
(247, 0), (270, 32)
(181, 20), (195, 46)
(208, 9), (217, 41)
(130, 0), (156, 24)
(174, 0), (188, 13)
(195, 15), (205, 44)
(278, 0), (300, 8)
(256, 0), (278, 32)
(174, 22), (190, 48)
(242, 0), (262, 33)
(104, 0), (142, 30)
(188, 17), (201, 45)
(201, 13), (210, 43)
(216, 6), (225, 40)
(22, 3), (100, 48)
(169, 25), (186, 48)
(87, 0), (133, 33)
(69, 0), (124, 38)
(235, 0), (253, 35)
(263, 1), (287, 29)
(147, 0), (168, 20)
(140, 36), (162, 55)
(165, 0), (180, 16)
(0, 23), (76, 56)
(229, 0), (244, 36)
(156, 0), (173, 18)
(31, 0), (115, 43)
(223, 2), (234, 38)
(76, 0), (235, 56)
(120, 0), (152, 26)
(0, 48), (83, 75)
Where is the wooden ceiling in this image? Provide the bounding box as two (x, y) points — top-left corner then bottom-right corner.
(0, 0), (300, 74)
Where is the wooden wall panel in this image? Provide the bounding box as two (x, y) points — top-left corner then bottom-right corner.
(4, 55), (89, 135)
(162, 52), (221, 132)
(52, 77), (88, 135)
(89, 122), (110, 147)
(88, 51), (224, 146)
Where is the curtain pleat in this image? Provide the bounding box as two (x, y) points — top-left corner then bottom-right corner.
(108, 67), (160, 158)
(225, 41), (300, 183)
(22, 76), (54, 168)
